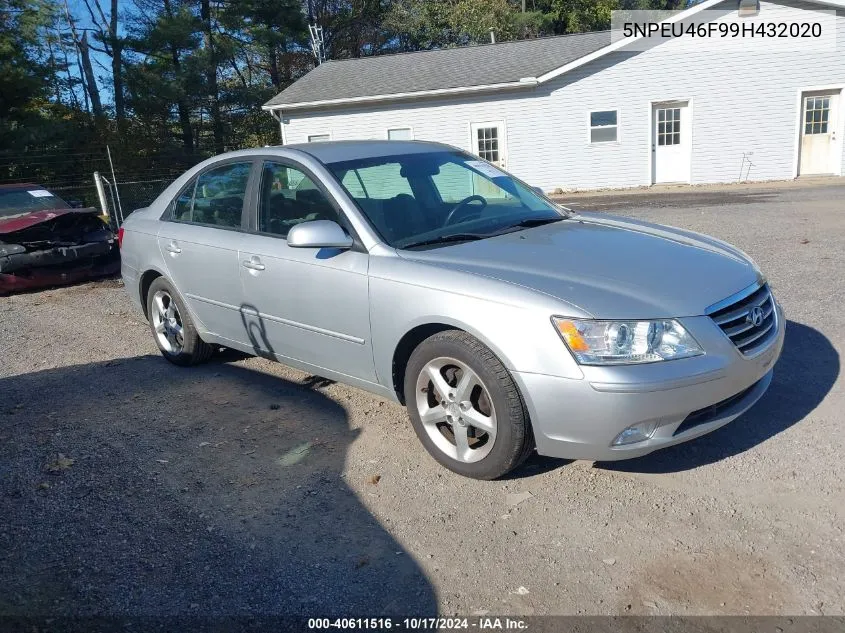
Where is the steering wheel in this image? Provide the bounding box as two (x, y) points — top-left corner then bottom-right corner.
(444, 195), (487, 226)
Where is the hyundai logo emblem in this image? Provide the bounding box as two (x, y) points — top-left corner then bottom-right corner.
(748, 306), (765, 327)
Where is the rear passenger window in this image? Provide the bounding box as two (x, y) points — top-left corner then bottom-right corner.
(172, 162), (251, 227)
(172, 185), (195, 221)
(258, 161), (340, 237)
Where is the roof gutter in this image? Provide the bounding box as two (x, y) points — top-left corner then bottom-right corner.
(262, 78), (539, 113)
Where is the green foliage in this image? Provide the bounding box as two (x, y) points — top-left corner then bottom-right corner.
(449, 0), (547, 43)
(0, 0), (61, 140)
(2, 0), (687, 190)
(385, 0), (550, 48)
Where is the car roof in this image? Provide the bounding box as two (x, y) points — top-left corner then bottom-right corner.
(282, 140), (460, 164)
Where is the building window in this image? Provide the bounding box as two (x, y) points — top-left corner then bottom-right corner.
(805, 96), (830, 135)
(475, 126), (500, 162)
(308, 134), (330, 142)
(656, 107), (680, 146)
(387, 127), (413, 140)
(589, 110), (618, 143)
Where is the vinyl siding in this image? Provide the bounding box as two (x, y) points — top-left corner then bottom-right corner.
(281, 0), (845, 191)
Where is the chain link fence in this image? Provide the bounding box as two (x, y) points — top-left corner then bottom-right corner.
(97, 176), (175, 228)
(0, 145), (203, 229)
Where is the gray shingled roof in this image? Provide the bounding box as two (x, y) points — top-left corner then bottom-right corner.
(264, 31), (611, 109)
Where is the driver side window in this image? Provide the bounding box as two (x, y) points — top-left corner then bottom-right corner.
(258, 161), (340, 237)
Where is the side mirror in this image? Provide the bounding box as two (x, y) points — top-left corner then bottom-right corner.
(531, 186), (545, 196)
(68, 199), (84, 208)
(287, 220), (353, 249)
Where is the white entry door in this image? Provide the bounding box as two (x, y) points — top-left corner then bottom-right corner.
(469, 121), (508, 198)
(799, 91), (840, 175)
(652, 102), (691, 183)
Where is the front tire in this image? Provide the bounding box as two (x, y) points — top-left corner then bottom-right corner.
(146, 277), (213, 366)
(403, 330), (534, 479)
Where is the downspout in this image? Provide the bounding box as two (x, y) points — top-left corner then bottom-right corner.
(268, 108), (287, 145)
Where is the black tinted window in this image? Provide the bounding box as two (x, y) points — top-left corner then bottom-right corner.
(173, 162), (251, 227)
(258, 162), (338, 237)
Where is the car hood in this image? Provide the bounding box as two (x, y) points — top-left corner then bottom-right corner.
(0, 208), (99, 235)
(396, 214), (760, 319)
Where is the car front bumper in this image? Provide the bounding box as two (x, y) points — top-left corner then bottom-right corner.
(512, 303), (785, 462)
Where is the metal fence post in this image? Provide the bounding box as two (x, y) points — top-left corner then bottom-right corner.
(94, 171), (111, 225)
(106, 145), (125, 223)
(101, 176), (121, 227)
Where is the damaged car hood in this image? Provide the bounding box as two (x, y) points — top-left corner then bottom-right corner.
(0, 207), (102, 234)
(0, 205), (119, 294)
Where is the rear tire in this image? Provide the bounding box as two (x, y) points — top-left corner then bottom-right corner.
(404, 330), (534, 479)
(146, 277), (213, 366)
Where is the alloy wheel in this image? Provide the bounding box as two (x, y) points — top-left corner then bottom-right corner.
(151, 290), (184, 354)
(415, 357), (497, 463)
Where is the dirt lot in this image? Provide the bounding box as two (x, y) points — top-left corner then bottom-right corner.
(1, 181), (843, 619)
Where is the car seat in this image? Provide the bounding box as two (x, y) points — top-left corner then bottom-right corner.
(382, 194), (426, 243)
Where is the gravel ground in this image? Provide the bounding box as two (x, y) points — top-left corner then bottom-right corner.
(1, 181), (843, 619)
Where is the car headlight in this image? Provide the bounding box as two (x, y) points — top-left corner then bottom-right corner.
(552, 317), (703, 365)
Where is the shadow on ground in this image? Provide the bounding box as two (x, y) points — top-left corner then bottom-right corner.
(0, 356), (437, 618)
(598, 320), (839, 474)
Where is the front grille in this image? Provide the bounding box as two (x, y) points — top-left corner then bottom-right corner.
(708, 283), (777, 355)
(673, 379), (761, 436)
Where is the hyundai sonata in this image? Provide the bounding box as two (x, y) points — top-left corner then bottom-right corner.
(120, 141), (784, 479)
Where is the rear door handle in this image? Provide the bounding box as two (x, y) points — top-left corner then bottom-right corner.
(242, 257), (265, 271)
(165, 241), (182, 254)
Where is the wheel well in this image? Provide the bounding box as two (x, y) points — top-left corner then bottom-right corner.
(392, 323), (458, 404)
(139, 270), (162, 318)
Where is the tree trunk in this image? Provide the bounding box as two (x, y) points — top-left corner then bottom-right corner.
(268, 42), (280, 89)
(201, 0), (224, 154)
(79, 32), (104, 117)
(110, 0), (125, 122)
(161, 0), (193, 151)
(177, 100), (193, 152)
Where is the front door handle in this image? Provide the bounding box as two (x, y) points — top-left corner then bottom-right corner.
(242, 257), (265, 271)
(165, 241), (182, 254)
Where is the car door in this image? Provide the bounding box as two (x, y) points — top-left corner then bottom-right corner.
(237, 159), (376, 382)
(157, 159), (255, 344)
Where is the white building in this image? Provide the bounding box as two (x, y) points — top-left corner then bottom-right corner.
(263, 0), (845, 192)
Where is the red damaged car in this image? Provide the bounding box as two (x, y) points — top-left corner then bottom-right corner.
(0, 184), (120, 295)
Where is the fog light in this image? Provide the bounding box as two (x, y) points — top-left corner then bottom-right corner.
(612, 420), (659, 446)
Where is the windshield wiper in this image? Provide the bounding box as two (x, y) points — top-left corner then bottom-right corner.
(511, 216), (565, 228)
(401, 233), (486, 249)
(488, 216), (565, 236)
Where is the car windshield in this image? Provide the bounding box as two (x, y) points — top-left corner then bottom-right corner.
(326, 150), (568, 249)
(0, 188), (69, 218)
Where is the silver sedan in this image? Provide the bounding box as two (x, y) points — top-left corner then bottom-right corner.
(120, 141), (784, 479)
